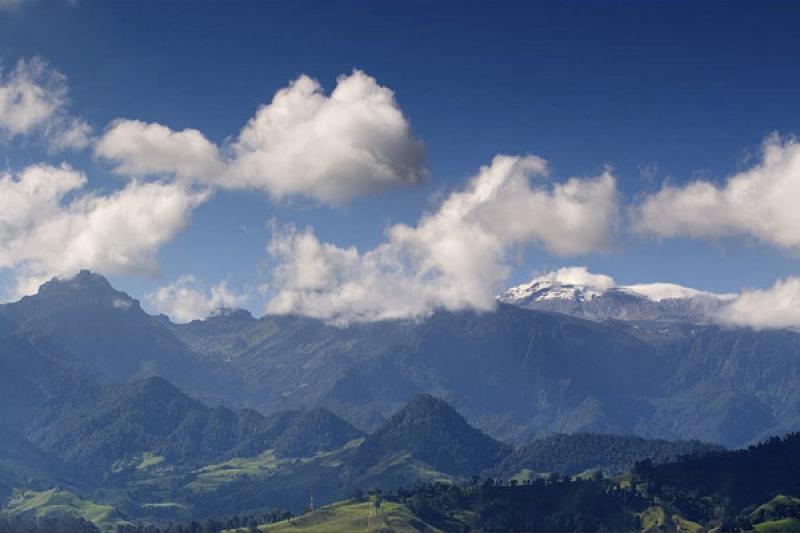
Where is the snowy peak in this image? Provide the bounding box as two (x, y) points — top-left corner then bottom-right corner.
(499, 279), (604, 306)
(500, 267), (732, 323)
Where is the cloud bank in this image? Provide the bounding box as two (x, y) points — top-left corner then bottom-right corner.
(264, 155), (619, 324)
(145, 275), (246, 323)
(715, 276), (800, 330)
(634, 134), (800, 253)
(0, 163), (207, 299)
(0, 57), (91, 150)
(96, 70), (426, 204)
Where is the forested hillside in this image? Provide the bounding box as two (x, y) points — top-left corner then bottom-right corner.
(490, 432), (722, 478)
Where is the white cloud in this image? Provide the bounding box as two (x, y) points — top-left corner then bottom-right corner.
(0, 57), (91, 150)
(95, 120), (224, 181)
(264, 155), (618, 324)
(145, 275), (246, 323)
(95, 70), (426, 204)
(0, 163), (208, 299)
(623, 282), (723, 302)
(715, 277), (800, 330)
(634, 134), (800, 253)
(530, 266), (616, 291)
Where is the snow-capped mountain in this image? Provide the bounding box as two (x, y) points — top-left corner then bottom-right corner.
(499, 267), (734, 323)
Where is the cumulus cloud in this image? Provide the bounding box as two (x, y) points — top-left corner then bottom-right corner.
(94, 120), (224, 181)
(715, 277), (800, 330)
(145, 275), (246, 323)
(0, 57), (91, 149)
(0, 163), (208, 299)
(264, 155), (618, 324)
(530, 266), (616, 291)
(95, 70), (426, 204)
(634, 134), (800, 253)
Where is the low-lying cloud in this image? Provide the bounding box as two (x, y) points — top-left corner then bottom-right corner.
(715, 276), (800, 330)
(145, 275), (246, 323)
(96, 70), (426, 204)
(264, 155), (619, 324)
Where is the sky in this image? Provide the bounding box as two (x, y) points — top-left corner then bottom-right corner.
(1, 1), (800, 326)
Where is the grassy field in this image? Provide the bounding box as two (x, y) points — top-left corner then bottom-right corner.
(137, 451), (166, 471)
(638, 505), (702, 533)
(754, 517), (800, 533)
(185, 450), (284, 492)
(3, 488), (132, 531)
(226, 499), (441, 533)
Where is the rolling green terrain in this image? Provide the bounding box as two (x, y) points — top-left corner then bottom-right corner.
(254, 500), (441, 533)
(753, 518), (800, 533)
(2, 488), (131, 531)
(0, 386), (739, 532)
(490, 432), (721, 478)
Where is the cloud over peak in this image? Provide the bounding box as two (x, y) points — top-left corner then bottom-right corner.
(716, 276), (800, 330)
(264, 155), (619, 324)
(145, 276), (246, 323)
(529, 266), (616, 291)
(95, 70), (426, 204)
(0, 163), (207, 299)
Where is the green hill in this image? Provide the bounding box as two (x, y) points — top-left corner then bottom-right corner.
(2, 488), (131, 531)
(254, 499), (441, 533)
(356, 394), (511, 477)
(489, 432), (722, 478)
(636, 433), (800, 527)
(24, 377), (363, 480)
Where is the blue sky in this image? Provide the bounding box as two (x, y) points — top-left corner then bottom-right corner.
(2, 1), (800, 323)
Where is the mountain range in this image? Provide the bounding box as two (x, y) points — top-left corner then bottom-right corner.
(2, 270), (800, 529)
(2, 270), (799, 449)
(0, 373), (718, 525)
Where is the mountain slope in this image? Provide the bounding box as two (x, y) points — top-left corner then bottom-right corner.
(172, 293), (800, 447)
(5, 272), (800, 449)
(636, 432), (800, 525)
(0, 271), (223, 397)
(356, 394), (511, 477)
(259, 499), (442, 533)
(0, 426), (61, 503)
(0, 328), (96, 433)
(177, 303), (669, 444)
(489, 432), (723, 478)
(24, 377), (363, 480)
